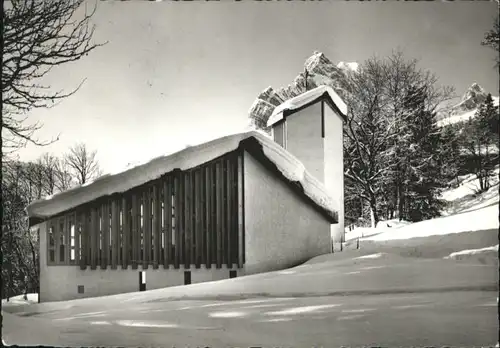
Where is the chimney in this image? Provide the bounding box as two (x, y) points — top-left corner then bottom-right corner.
(266, 86), (347, 243)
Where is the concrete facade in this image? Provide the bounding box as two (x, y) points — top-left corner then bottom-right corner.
(36, 148), (332, 302)
(242, 151), (331, 275)
(285, 102), (325, 183)
(38, 221), (241, 302)
(272, 99), (345, 242)
(323, 101), (345, 242)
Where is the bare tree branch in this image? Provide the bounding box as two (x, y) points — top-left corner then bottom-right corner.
(2, 0), (106, 153)
(64, 143), (101, 185)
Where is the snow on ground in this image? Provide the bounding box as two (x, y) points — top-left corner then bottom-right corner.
(365, 204), (498, 241)
(445, 245), (498, 259)
(355, 253), (386, 260)
(2, 293), (38, 309)
(345, 219), (412, 241)
(345, 166), (499, 242)
(441, 165), (499, 216)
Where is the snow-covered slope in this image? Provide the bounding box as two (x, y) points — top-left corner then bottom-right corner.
(436, 83), (499, 127)
(27, 130), (337, 220)
(346, 166), (499, 242)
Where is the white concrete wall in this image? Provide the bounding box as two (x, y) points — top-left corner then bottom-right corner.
(284, 102), (325, 182)
(242, 151), (331, 275)
(37, 221), (241, 302)
(323, 101), (345, 242)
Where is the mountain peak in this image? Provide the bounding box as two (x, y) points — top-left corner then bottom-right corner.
(248, 51), (353, 128)
(458, 82), (487, 110)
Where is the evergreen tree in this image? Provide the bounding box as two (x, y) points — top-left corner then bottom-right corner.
(401, 86), (446, 222)
(440, 122), (463, 187)
(461, 93), (500, 191)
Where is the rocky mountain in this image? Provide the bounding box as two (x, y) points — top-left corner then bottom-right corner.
(436, 83), (499, 127)
(248, 51), (356, 130)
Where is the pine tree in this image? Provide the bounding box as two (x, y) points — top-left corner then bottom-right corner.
(401, 86), (446, 222)
(440, 122), (463, 187)
(461, 93), (500, 191)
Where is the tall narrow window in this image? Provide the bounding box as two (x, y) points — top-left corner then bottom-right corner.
(109, 210), (112, 262)
(78, 224), (82, 263)
(140, 202), (144, 260)
(70, 222), (75, 262)
(59, 220), (65, 263)
(171, 190), (176, 246)
(160, 200), (167, 260)
(151, 193), (154, 261)
(120, 209), (123, 262)
(48, 226), (55, 263)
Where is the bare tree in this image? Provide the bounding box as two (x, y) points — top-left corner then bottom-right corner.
(37, 153), (59, 196)
(55, 158), (75, 192)
(65, 143), (101, 185)
(2, 0), (106, 153)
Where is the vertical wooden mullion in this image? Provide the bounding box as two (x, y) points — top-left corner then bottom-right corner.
(122, 196), (129, 269)
(78, 211), (86, 269)
(200, 167), (206, 268)
(90, 206), (97, 270)
(205, 166), (211, 268)
(174, 173), (181, 269)
(226, 157), (232, 267)
(65, 215), (70, 265)
(142, 189), (149, 269)
(215, 161), (223, 269)
(194, 169), (201, 268)
(131, 193), (138, 270)
(183, 172), (191, 269)
(74, 212), (80, 266)
(221, 161), (227, 268)
(111, 199), (119, 269)
(101, 201), (109, 269)
(164, 176), (171, 268)
(232, 156), (239, 266)
(212, 164), (217, 266)
(237, 154), (245, 268)
(152, 183), (160, 269)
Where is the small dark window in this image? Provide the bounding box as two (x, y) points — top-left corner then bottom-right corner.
(184, 271), (191, 285)
(139, 271), (146, 291)
(229, 270), (237, 279)
(77, 285), (84, 294)
(49, 250), (55, 263)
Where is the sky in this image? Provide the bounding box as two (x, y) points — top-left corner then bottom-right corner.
(14, 0), (500, 174)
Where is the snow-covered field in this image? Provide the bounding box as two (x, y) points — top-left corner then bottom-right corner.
(345, 167), (499, 242)
(445, 245), (498, 259)
(1, 293), (38, 307)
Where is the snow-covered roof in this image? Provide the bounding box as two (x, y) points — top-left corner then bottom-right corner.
(267, 85), (348, 128)
(27, 130), (337, 222)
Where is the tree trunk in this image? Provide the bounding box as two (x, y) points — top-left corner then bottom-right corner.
(369, 195), (379, 228)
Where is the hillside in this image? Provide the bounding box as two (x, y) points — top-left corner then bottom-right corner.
(436, 83), (499, 127)
(345, 165), (499, 242)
